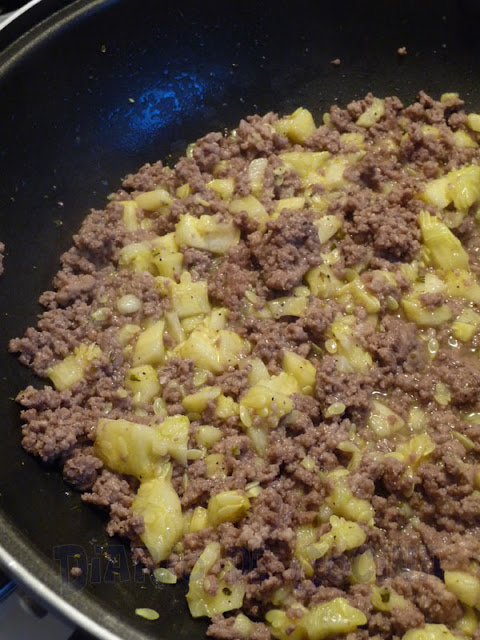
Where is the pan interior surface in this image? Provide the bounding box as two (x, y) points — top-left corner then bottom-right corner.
(1, 0), (480, 637)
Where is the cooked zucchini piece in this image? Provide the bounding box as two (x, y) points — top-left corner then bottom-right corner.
(132, 475), (183, 563)
(175, 213), (240, 254)
(47, 343), (102, 391)
(186, 542), (246, 618)
(419, 211), (469, 271)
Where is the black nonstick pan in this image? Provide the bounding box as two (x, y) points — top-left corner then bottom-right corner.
(1, 0), (480, 638)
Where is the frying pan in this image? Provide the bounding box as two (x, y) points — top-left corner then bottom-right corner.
(1, 0), (480, 637)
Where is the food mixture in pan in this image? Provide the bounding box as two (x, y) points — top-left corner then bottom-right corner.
(11, 91), (480, 640)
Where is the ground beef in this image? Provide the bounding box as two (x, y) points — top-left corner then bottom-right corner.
(315, 356), (373, 423)
(366, 315), (426, 375)
(243, 316), (311, 371)
(62, 446), (103, 491)
(10, 93), (480, 640)
(249, 208), (322, 291)
(208, 259), (257, 310)
(182, 247), (214, 280)
(393, 573), (462, 625)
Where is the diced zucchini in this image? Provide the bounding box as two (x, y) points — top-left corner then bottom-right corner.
(132, 476), (183, 563)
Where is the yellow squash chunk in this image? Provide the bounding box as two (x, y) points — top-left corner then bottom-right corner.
(302, 516), (366, 573)
(208, 307), (228, 330)
(205, 453), (228, 478)
(180, 313), (206, 335)
(152, 231), (178, 253)
(274, 197), (306, 216)
(118, 242), (154, 273)
(319, 156), (353, 190)
(336, 279), (380, 314)
(47, 343), (102, 391)
(195, 425), (222, 448)
(206, 177), (235, 200)
(421, 125), (441, 139)
(411, 272), (447, 297)
(125, 364), (161, 406)
(135, 187), (173, 210)
(387, 434), (435, 470)
(176, 327), (248, 374)
(266, 607), (307, 640)
(151, 249), (183, 280)
(444, 571), (480, 608)
(351, 550), (376, 585)
(421, 166), (480, 211)
(240, 384), (293, 428)
(419, 211), (469, 271)
(248, 357), (270, 386)
(215, 394), (240, 419)
(314, 215), (342, 244)
(453, 130), (478, 149)
(316, 516), (366, 556)
(240, 372), (298, 426)
(182, 386), (222, 414)
(295, 525), (318, 577)
(450, 165), (480, 210)
(208, 490), (250, 527)
(120, 200), (139, 231)
(164, 310), (186, 345)
(455, 606), (478, 636)
(274, 107), (317, 144)
(306, 264), (343, 298)
(171, 272), (211, 319)
(433, 381), (451, 406)
(340, 132), (365, 148)
(445, 270), (480, 303)
(175, 213), (240, 254)
(279, 151), (329, 179)
(356, 98), (385, 127)
(156, 415), (190, 466)
(132, 476), (183, 563)
(282, 351), (316, 395)
(189, 506), (209, 533)
(331, 318), (373, 374)
(452, 308), (480, 342)
(401, 297), (452, 327)
(176, 182), (191, 198)
(117, 323), (141, 346)
(268, 295), (308, 319)
(467, 113), (480, 132)
(247, 158), (268, 196)
(325, 470), (374, 523)
(402, 624), (456, 640)
(132, 320), (165, 367)
(421, 176), (451, 209)
(94, 418), (169, 480)
(300, 598), (367, 640)
(232, 614), (255, 638)
(186, 542), (246, 618)
(367, 400), (405, 439)
(408, 407), (429, 432)
(229, 195), (269, 228)
(94, 415), (190, 479)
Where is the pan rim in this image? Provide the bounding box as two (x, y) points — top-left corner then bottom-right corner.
(0, 4), (161, 637)
(0, 0), (45, 31)
(0, 542), (120, 640)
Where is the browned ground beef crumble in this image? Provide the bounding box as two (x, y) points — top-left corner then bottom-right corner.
(9, 91), (480, 639)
